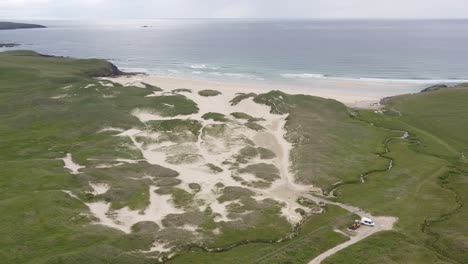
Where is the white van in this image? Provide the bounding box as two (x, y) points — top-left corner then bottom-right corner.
(361, 217), (375, 226)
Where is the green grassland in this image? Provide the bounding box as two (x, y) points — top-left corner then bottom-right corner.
(321, 86), (468, 264)
(1, 50), (467, 263)
(0, 51), (203, 263)
(168, 206), (353, 264)
(254, 91), (394, 189)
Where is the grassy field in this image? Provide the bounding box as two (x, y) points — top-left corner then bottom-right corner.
(168, 206), (353, 264)
(0, 50), (467, 263)
(322, 85), (468, 264)
(253, 91), (394, 189)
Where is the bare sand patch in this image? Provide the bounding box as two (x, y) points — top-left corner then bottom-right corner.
(144, 241), (173, 253)
(50, 94), (68, 99)
(86, 186), (183, 234)
(98, 127), (126, 133)
(59, 153), (84, 174)
(62, 190), (80, 200)
(104, 76), (321, 228)
(88, 182), (110, 195)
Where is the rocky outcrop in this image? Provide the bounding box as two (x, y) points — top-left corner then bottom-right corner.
(421, 84), (449, 93)
(421, 83), (468, 93)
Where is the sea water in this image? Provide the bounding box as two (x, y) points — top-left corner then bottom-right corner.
(2, 19), (468, 87)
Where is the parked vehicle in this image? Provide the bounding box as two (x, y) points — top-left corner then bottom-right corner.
(361, 217), (375, 226)
(350, 220), (361, 230)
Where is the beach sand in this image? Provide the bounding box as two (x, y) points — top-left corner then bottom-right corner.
(110, 74), (429, 109)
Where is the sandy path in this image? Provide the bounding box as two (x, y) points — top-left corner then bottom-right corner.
(304, 194), (397, 264)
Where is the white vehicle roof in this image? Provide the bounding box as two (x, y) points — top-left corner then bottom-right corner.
(362, 217), (373, 222)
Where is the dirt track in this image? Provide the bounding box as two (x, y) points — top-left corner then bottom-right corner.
(304, 194), (397, 264)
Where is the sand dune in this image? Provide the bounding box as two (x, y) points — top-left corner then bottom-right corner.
(83, 75), (322, 234)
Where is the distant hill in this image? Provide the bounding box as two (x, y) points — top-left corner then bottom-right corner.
(0, 22), (46, 30)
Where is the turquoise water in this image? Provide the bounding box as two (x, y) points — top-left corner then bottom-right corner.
(2, 19), (468, 85)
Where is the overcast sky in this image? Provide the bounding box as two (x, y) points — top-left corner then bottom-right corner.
(1, 0), (467, 20)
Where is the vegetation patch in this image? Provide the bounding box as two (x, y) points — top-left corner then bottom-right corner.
(230, 93), (257, 106)
(245, 122), (265, 131)
(198, 89), (222, 97)
(100, 181), (150, 210)
(162, 211), (208, 229)
(147, 119), (203, 136)
(155, 178), (182, 187)
(206, 163), (224, 174)
(171, 188), (195, 209)
(248, 117), (266, 122)
(141, 82), (163, 91)
(145, 95), (199, 117)
(131, 221), (160, 233)
(297, 196), (319, 209)
(239, 146), (258, 158)
(238, 163), (280, 182)
(172, 88), (192, 94)
(231, 112), (253, 120)
(202, 112), (228, 122)
(218, 186), (255, 203)
(257, 147), (276, 159)
(202, 124), (227, 138)
(188, 183), (201, 192)
(166, 154), (203, 164)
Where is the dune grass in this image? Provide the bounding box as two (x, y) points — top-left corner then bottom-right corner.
(198, 89), (221, 97)
(168, 206), (352, 264)
(231, 112), (253, 119)
(202, 112), (228, 122)
(254, 91), (393, 188)
(230, 92), (257, 106)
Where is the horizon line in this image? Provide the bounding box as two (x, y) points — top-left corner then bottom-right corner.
(5, 17), (468, 21)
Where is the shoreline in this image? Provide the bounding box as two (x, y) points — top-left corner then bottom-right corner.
(110, 73), (433, 109)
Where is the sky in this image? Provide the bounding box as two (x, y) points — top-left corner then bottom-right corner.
(1, 0), (467, 20)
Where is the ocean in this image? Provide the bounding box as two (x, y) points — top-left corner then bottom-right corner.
(2, 19), (468, 87)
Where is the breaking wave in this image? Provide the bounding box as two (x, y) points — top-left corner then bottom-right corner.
(280, 73), (468, 84)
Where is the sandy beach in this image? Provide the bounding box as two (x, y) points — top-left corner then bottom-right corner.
(110, 74), (431, 109)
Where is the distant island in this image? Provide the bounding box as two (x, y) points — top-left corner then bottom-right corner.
(0, 22), (46, 30)
(0, 43), (20, 48)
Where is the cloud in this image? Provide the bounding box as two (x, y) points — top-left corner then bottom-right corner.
(212, 3), (256, 18)
(0, 0), (467, 19)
